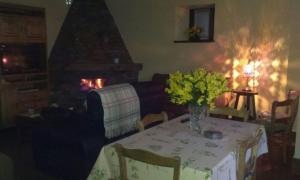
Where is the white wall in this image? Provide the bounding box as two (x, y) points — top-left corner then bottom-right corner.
(107, 0), (300, 158)
(287, 0), (300, 159)
(106, 0), (290, 112)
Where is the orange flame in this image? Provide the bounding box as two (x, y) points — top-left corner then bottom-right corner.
(80, 78), (104, 90)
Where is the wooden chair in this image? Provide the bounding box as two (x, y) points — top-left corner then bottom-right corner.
(237, 128), (263, 180)
(268, 99), (297, 134)
(268, 98), (298, 164)
(262, 90), (299, 164)
(113, 143), (180, 180)
(287, 89), (300, 107)
(208, 107), (249, 122)
(287, 89), (300, 132)
(137, 111), (168, 131)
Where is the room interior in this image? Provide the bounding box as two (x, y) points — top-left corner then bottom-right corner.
(0, 0), (300, 180)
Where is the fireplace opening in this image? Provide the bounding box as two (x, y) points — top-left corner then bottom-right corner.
(80, 78), (104, 92)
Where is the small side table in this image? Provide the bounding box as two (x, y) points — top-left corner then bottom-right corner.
(232, 90), (258, 120)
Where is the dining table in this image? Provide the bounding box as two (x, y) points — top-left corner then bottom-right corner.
(87, 114), (268, 180)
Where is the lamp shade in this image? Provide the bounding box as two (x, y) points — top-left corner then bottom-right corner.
(243, 63), (254, 77)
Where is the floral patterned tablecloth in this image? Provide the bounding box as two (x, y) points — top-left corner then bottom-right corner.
(87, 114), (268, 180)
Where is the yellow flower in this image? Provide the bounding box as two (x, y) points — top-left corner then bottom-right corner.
(165, 68), (229, 107)
(188, 26), (203, 38)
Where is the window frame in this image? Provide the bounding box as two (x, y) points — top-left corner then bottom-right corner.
(189, 4), (215, 42)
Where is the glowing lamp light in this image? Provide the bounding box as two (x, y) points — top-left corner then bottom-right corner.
(243, 63), (254, 77)
(243, 63), (255, 91)
(233, 82), (239, 89)
(225, 59), (231, 65)
(254, 70), (260, 78)
(272, 59), (280, 69)
(270, 72), (279, 82)
(233, 69), (240, 78)
(249, 79), (259, 87)
(2, 57), (8, 64)
(233, 59), (240, 68)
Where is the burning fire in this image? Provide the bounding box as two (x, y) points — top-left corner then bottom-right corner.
(80, 78), (104, 91)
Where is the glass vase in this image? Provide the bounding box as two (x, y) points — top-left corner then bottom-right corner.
(188, 104), (207, 131)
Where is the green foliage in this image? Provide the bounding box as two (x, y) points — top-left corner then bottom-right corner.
(165, 68), (229, 107)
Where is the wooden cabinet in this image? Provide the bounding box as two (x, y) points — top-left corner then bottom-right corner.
(0, 82), (18, 128)
(0, 8), (46, 43)
(0, 3), (47, 129)
(17, 89), (48, 113)
(0, 14), (22, 43)
(0, 73), (48, 129)
(0, 14), (46, 43)
(24, 16), (46, 43)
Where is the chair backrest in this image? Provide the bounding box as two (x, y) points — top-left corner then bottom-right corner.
(114, 143), (180, 180)
(137, 111), (168, 131)
(208, 107), (249, 122)
(237, 128), (263, 180)
(287, 89), (300, 118)
(271, 98), (298, 133)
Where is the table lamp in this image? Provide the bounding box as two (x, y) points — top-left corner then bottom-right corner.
(243, 63), (254, 91)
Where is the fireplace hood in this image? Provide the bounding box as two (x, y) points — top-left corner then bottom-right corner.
(66, 62), (142, 72)
(48, 0), (142, 107)
(49, 0), (141, 78)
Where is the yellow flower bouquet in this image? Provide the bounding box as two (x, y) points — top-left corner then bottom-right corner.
(166, 68), (229, 107)
(165, 68), (229, 129)
(188, 26), (203, 41)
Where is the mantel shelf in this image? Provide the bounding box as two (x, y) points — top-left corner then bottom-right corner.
(66, 63), (143, 72)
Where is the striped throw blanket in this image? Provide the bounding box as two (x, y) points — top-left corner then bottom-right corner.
(91, 83), (140, 138)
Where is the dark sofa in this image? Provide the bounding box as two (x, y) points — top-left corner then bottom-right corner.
(32, 73), (187, 180)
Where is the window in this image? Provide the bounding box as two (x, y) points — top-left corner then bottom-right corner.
(189, 5), (215, 42)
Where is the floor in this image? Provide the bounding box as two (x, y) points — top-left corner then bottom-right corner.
(256, 155), (300, 180)
(0, 127), (300, 180)
(0, 128), (59, 180)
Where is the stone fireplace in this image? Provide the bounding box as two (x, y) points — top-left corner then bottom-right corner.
(48, 0), (142, 107)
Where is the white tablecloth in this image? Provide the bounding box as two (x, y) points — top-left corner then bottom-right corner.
(87, 114), (268, 180)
